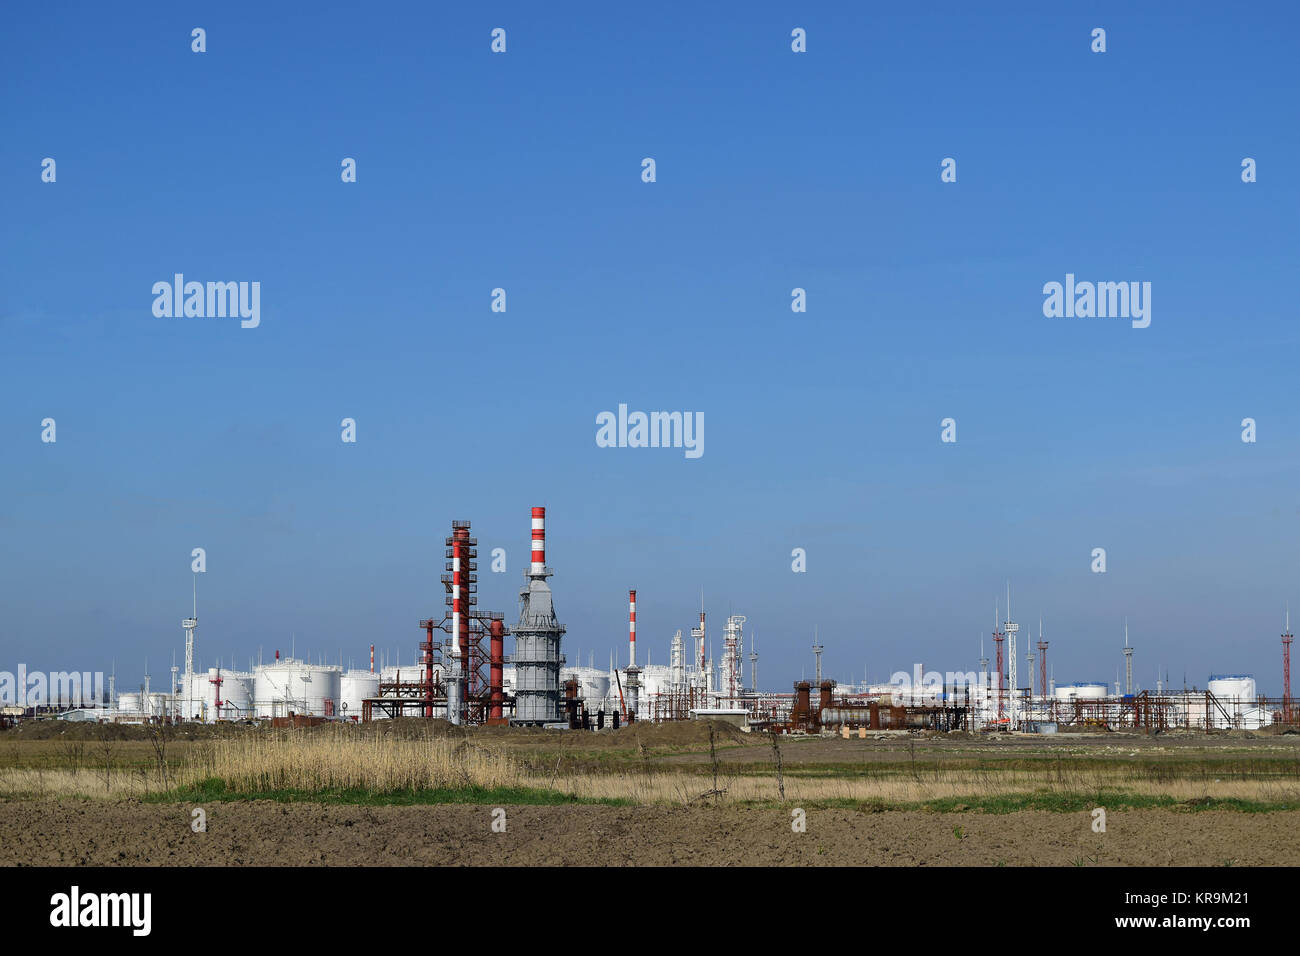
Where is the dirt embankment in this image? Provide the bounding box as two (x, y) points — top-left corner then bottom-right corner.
(1, 799), (1295, 867)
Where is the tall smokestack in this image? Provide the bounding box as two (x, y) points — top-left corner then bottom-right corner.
(629, 589), (637, 668)
(531, 506), (546, 576)
(449, 522), (474, 724)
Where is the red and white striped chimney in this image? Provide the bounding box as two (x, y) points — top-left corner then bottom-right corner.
(530, 506), (546, 576)
(629, 589), (637, 668)
(369, 644), (374, 674)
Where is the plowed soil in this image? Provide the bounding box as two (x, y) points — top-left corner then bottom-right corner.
(1, 799), (1295, 867)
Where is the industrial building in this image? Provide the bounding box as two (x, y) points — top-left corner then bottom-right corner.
(69, 507), (1300, 736)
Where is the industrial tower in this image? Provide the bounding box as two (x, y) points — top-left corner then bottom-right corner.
(1037, 623), (1048, 714)
(512, 507), (566, 724)
(182, 577), (197, 721)
(1284, 607), (1293, 723)
(812, 630), (823, 687)
(979, 635), (989, 715)
(1004, 584), (1019, 728)
(722, 614), (746, 703)
(625, 589), (640, 719)
(992, 603), (1005, 722)
(1124, 620), (1134, 696)
(749, 631), (758, 694)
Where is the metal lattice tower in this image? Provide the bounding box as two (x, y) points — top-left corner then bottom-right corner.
(1004, 584), (1018, 728)
(1037, 626), (1048, 712)
(1284, 606), (1294, 723)
(979, 634), (989, 717)
(992, 602), (1005, 722)
(182, 577), (197, 721)
(442, 522), (477, 724)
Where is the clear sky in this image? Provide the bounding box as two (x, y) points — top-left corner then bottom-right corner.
(2, 1), (1299, 696)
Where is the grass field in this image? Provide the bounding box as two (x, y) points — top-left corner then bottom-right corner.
(2, 719), (1298, 865)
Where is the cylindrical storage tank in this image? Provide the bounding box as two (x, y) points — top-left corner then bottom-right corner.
(340, 670), (380, 721)
(1056, 681), (1108, 700)
(216, 672), (253, 719)
(1208, 675), (1257, 728)
(144, 692), (169, 718)
(204, 669), (223, 719)
(254, 660), (342, 718)
(560, 666), (611, 708)
(254, 661), (297, 718)
(291, 664), (337, 717)
(117, 692), (141, 716)
(1208, 675), (1256, 701)
(819, 707), (873, 727)
(180, 672), (212, 721)
(640, 665), (671, 700)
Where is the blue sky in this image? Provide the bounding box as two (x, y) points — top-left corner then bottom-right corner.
(2, 2), (1299, 695)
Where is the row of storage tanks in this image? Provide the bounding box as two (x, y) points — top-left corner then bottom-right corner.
(1051, 676), (1258, 702)
(115, 660), (384, 721)
(559, 664), (676, 712)
(1048, 675), (1266, 728)
(114, 660), (671, 722)
(114, 655), (1270, 726)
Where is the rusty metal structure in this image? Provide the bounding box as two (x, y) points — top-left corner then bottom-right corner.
(361, 518), (509, 722)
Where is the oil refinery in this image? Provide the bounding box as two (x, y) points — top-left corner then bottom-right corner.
(39, 505), (1300, 736)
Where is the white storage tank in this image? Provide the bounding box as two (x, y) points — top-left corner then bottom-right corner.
(340, 670), (380, 720)
(1208, 674), (1256, 702)
(182, 672), (213, 721)
(182, 671), (249, 723)
(640, 664), (672, 700)
(144, 692), (171, 718)
(213, 671), (253, 720)
(1208, 674), (1258, 728)
(1055, 681), (1108, 701)
(560, 666), (610, 708)
(117, 692), (141, 716)
(253, 660), (342, 718)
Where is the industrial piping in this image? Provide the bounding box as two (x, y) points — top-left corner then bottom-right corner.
(489, 616), (505, 722)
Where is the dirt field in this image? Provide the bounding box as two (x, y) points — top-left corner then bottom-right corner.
(1, 799), (1295, 867)
(4, 721), (1299, 866)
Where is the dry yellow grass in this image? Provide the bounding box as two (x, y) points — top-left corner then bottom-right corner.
(5, 728), (1300, 808)
(0, 767), (156, 798)
(544, 767), (1300, 806)
(175, 727), (520, 793)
